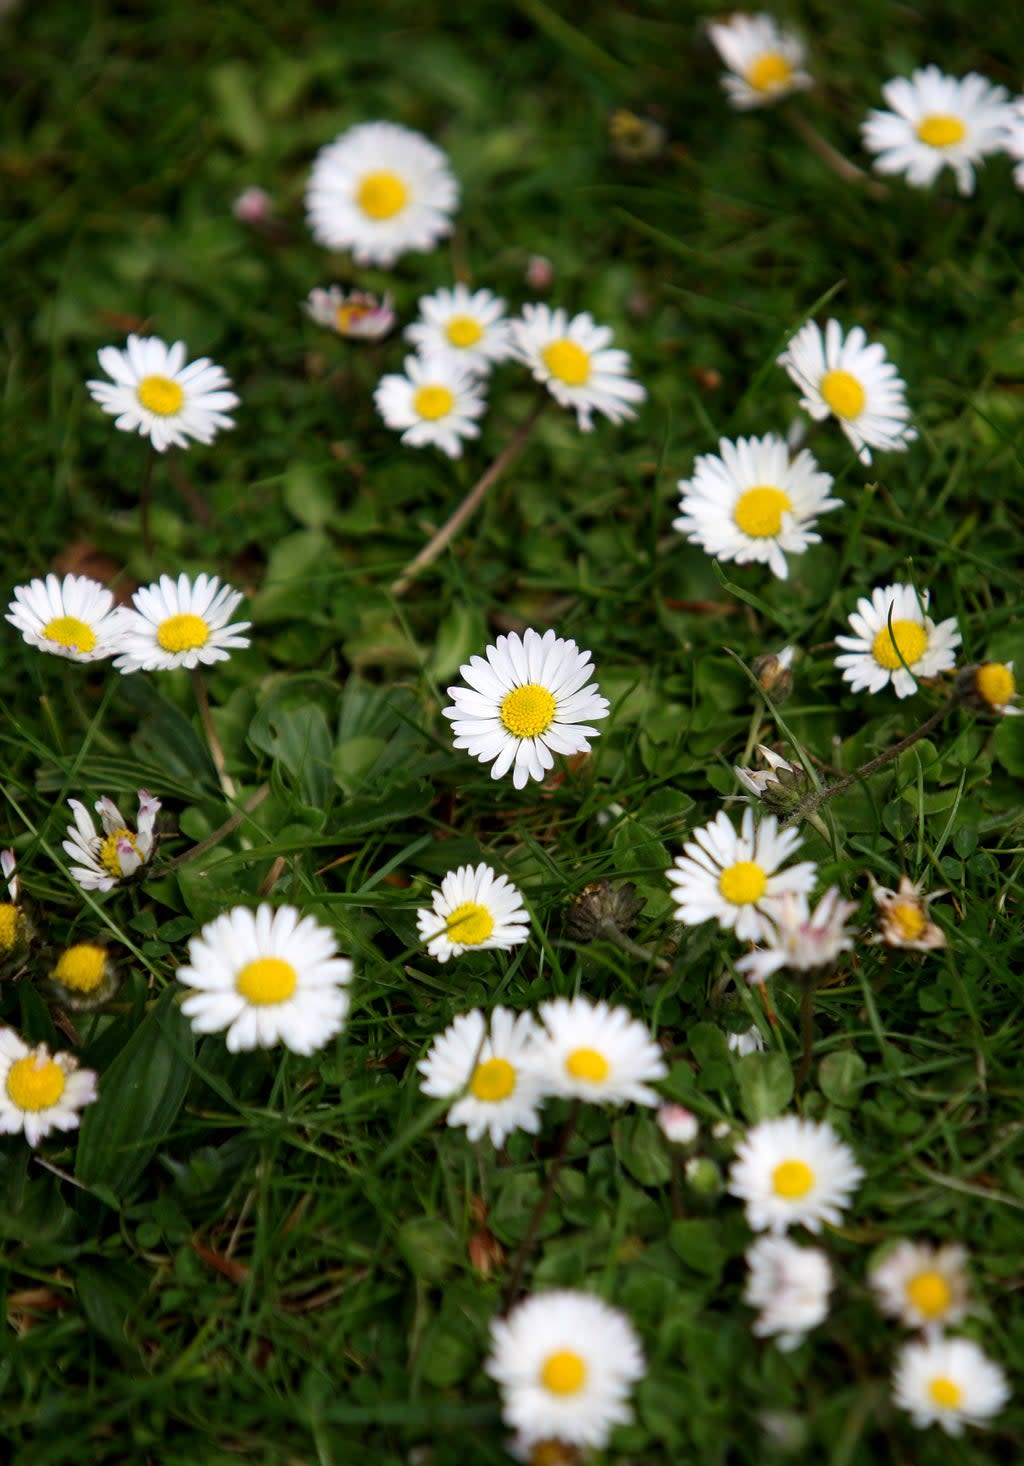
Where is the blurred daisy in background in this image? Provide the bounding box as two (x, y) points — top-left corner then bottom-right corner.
(526, 995), (666, 1107)
(63, 790), (160, 891)
(892, 1335), (1009, 1435)
(114, 572), (251, 674)
(0, 1029), (98, 1146)
(304, 286), (396, 340)
(870, 874), (946, 951)
(861, 67), (1014, 195)
(834, 582), (960, 699)
(743, 1236), (833, 1351)
(0, 851), (29, 966)
(87, 335), (238, 452)
(417, 1006), (545, 1146)
(374, 354), (486, 458)
(728, 1114), (864, 1234)
(870, 1240), (971, 1333)
(957, 660), (1021, 717)
(405, 284), (513, 375)
(510, 305), (645, 431)
(1004, 96), (1024, 188)
(736, 887), (858, 986)
(7, 573), (124, 663)
(708, 12), (812, 110)
(416, 863), (530, 963)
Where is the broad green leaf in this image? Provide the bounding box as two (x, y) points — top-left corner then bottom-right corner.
(736, 1051), (793, 1122)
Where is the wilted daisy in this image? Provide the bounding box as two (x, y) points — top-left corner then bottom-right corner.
(525, 996), (666, 1108)
(957, 660), (1022, 717)
(374, 353), (486, 458)
(871, 875), (946, 952)
(870, 1241), (971, 1334)
(728, 1114), (864, 1235)
(113, 572), (251, 675)
(405, 284), (513, 375)
(674, 433), (840, 581)
(733, 745), (807, 814)
(736, 887), (858, 987)
(62, 790), (160, 891)
(744, 1236), (833, 1351)
(893, 1335), (1009, 1435)
(50, 942), (118, 1007)
(416, 863), (530, 963)
(6, 573), (125, 663)
(0, 851), (29, 965)
(0, 1029), (98, 1147)
(861, 67), (1013, 196)
(304, 285), (396, 340)
(777, 319), (916, 464)
(486, 1289), (645, 1450)
(305, 120), (458, 267)
(509, 304), (646, 431)
(176, 904), (353, 1055)
(444, 627), (610, 790)
(834, 582), (961, 700)
(667, 807), (816, 944)
(86, 335), (239, 453)
(707, 12), (812, 111)
(417, 1006), (546, 1147)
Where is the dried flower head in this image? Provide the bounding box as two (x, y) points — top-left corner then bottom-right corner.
(871, 875), (946, 952)
(564, 879), (645, 942)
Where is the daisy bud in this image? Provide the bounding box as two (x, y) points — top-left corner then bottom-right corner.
(684, 1155), (722, 1198)
(733, 745), (808, 814)
(50, 942), (119, 1010)
(525, 254), (554, 291)
(232, 186), (273, 225)
(751, 646), (795, 703)
(657, 1103), (699, 1147)
(608, 108), (666, 161)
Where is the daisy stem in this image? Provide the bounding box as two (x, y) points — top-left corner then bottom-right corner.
(785, 108), (887, 197)
(139, 443), (157, 558)
(159, 782), (270, 873)
(192, 667), (237, 801)
(389, 395), (547, 598)
(595, 918), (672, 973)
(501, 1098), (580, 1311)
(795, 979), (817, 1090)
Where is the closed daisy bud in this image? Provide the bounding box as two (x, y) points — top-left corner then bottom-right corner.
(733, 745), (808, 813)
(657, 1103), (699, 1146)
(50, 942), (119, 1009)
(0, 1029), (98, 1147)
(751, 645), (795, 703)
(62, 790), (160, 892)
(608, 108), (666, 160)
(956, 660), (1021, 717)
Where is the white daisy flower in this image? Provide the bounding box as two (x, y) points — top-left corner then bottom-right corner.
(871, 875), (946, 952)
(727, 1026), (766, 1057)
(443, 627), (610, 791)
(0, 851), (26, 963)
(486, 1289), (646, 1451)
(869, 1240), (971, 1334)
(834, 582), (961, 700)
(113, 572), (251, 675)
(305, 120), (458, 267)
(893, 1335), (1009, 1435)
(373, 353), (486, 459)
(304, 286), (396, 340)
(1005, 96), (1024, 189)
(417, 1006), (546, 1147)
(667, 806), (817, 944)
(861, 67), (1014, 196)
(736, 887), (858, 987)
(777, 319), (917, 464)
(509, 304), (646, 431)
(62, 790), (160, 891)
(50, 942), (118, 1007)
(729, 1114), (864, 1235)
(86, 335), (238, 453)
(416, 863), (530, 963)
(0, 1028), (98, 1147)
(958, 660), (1022, 717)
(176, 904), (353, 1055)
(404, 284), (513, 375)
(525, 995), (667, 1108)
(673, 433), (840, 581)
(6, 573), (125, 663)
(743, 1236), (833, 1351)
(707, 12), (812, 111)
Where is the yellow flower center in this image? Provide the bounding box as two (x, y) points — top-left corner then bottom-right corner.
(565, 1047), (609, 1083)
(0, 904), (19, 953)
(871, 619), (927, 671)
(137, 375), (185, 416)
(6, 1055), (66, 1111)
(772, 1159), (815, 1199)
(53, 943), (108, 994)
(499, 684), (557, 739)
(335, 303), (372, 334)
(156, 613), (210, 653)
(540, 1350), (588, 1396)
(820, 369), (866, 420)
(916, 114), (966, 149)
(718, 860), (767, 906)
(444, 901), (495, 947)
(470, 1056), (517, 1102)
(906, 1270), (952, 1319)
(445, 315), (483, 349)
(356, 170), (408, 219)
(746, 52), (793, 92)
(928, 1375), (963, 1410)
(733, 485), (792, 538)
(890, 901), (926, 942)
(42, 615), (97, 654)
(235, 956), (298, 1006)
(413, 385), (455, 420)
(99, 828), (140, 878)
(542, 339), (591, 386)
(976, 661), (1015, 709)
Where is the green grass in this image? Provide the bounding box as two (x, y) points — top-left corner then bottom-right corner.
(2, 1), (1023, 1462)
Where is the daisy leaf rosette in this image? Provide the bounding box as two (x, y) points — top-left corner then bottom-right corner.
(707, 12), (812, 110)
(62, 790), (160, 891)
(892, 1335), (1009, 1435)
(861, 66), (1014, 195)
(524, 995), (667, 1107)
(509, 304), (645, 431)
(404, 284), (513, 375)
(113, 572), (251, 674)
(0, 1029), (98, 1147)
(6, 573), (125, 663)
(728, 1114), (864, 1235)
(373, 353), (486, 459)
(86, 334), (239, 453)
(834, 581), (961, 699)
(415, 862), (529, 963)
(416, 1006), (546, 1147)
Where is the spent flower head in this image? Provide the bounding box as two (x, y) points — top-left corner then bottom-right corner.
(304, 286), (396, 340)
(870, 875), (946, 952)
(956, 660), (1021, 717)
(736, 887), (858, 987)
(50, 942), (119, 1009)
(62, 790), (160, 892)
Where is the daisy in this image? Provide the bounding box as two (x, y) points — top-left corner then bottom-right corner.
(727, 1026), (766, 1058)
(486, 1289), (645, 1450)
(443, 627), (610, 790)
(728, 1114), (864, 1234)
(416, 863), (530, 963)
(871, 875), (946, 952)
(176, 904), (353, 1055)
(707, 13), (812, 111)
(86, 335), (238, 453)
(509, 304), (646, 431)
(733, 744), (807, 813)
(743, 1236), (833, 1351)
(305, 120), (458, 267)
(6, 573), (125, 663)
(374, 353), (486, 459)
(0, 1029), (98, 1147)
(667, 806), (817, 944)
(113, 572), (251, 675)
(0, 850), (29, 964)
(736, 887), (858, 987)
(869, 1241), (971, 1333)
(777, 319), (916, 464)
(304, 285), (396, 340)
(405, 284), (514, 375)
(417, 1006), (546, 1147)
(957, 660), (1022, 717)
(861, 67), (1014, 196)
(1004, 96), (1024, 189)
(893, 1335), (1009, 1435)
(834, 582), (961, 699)
(50, 942), (118, 1007)
(525, 995), (667, 1108)
(657, 1103), (699, 1146)
(674, 433), (840, 581)
(62, 790), (161, 891)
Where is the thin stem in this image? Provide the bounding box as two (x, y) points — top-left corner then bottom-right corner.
(390, 396), (547, 598)
(795, 980), (817, 1091)
(159, 782), (270, 873)
(139, 443), (157, 558)
(192, 666), (237, 801)
(785, 108), (888, 197)
(595, 917), (671, 973)
(501, 1099), (580, 1311)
